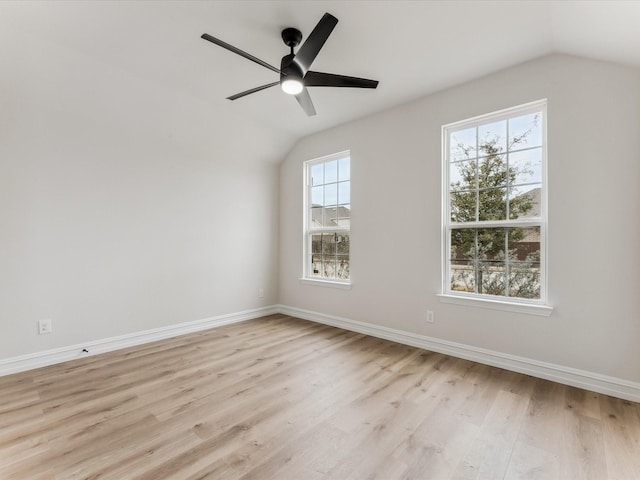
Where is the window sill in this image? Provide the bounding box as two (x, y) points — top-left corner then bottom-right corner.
(299, 278), (352, 290)
(437, 294), (553, 317)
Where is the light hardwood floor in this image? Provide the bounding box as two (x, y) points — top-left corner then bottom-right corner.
(1, 314), (639, 479)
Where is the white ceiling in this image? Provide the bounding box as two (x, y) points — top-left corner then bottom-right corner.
(1, 1), (639, 164)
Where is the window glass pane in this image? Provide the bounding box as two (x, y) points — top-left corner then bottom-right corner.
(478, 120), (506, 156)
(509, 184), (541, 219)
(479, 261), (506, 296)
(311, 185), (323, 206)
(477, 228), (506, 261)
(325, 160), (338, 184)
(322, 207), (337, 227)
(451, 260), (475, 293)
(324, 183), (337, 206)
(336, 205), (350, 228)
(509, 263), (540, 299)
(338, 181), (350, 205)
(311, 234), (322, 255)
(310, 255), (322, 276)
(451, 229), (475, 261)
(507, 228), (540, 264)
(336, 234), (349, 255)
(450, 191), (476, 223)
(310, 207), (323, 227)
(311, 163), (324, 186)
(336, 254), (350, 280)
(509, 112), (542, 150)
(478, 154), (507, 188)
(450, 127), (477, 161)
(509, 149), (542, 186)
(450, 228), (476, 292)
(478, 188), (507, 221)
(476, 228), (507, 296)
(508, 227), (541, 299)
(450, 160), (476, 191)
(338, 157), (350, 181)
(322, 233), (336, 254)
(321, 256), (336, 278)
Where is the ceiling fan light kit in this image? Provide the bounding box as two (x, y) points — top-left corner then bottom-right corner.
(201, 13), (379, 116)
(281, 78), (303, 95)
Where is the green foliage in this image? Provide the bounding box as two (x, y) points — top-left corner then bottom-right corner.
(451, 138), (533, 226)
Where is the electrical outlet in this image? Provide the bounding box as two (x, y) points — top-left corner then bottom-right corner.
(426, 310), (434, 323)
(257, 288), (264, 298)
(38, 319), (53, 335)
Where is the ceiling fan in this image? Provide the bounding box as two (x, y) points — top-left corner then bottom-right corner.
(201, 12), (379, 116)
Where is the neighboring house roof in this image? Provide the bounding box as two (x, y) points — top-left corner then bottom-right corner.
(519, 187), (541, 219)
(519, 228), (540, 243)
(311, 205), (351, 228)
(514, 187), (541, 243)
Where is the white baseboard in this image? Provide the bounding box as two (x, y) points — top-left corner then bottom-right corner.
(277, 304), (640, 404)
(0, 306), (279, 377)
(4, 304), (638, 403)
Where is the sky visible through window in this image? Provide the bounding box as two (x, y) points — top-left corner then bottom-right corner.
(310, 156), (350, 209)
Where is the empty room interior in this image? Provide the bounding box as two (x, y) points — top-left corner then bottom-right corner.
(2, 1), (640, 479)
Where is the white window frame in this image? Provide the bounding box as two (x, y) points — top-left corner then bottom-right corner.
(301, 150), (352, 289)
(439, 100), (552, 316)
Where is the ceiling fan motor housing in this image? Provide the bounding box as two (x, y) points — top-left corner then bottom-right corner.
(281, 28), (303, 49)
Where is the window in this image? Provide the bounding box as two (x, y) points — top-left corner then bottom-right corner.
(304, 152), (350, 284)
(442, 100), (548, 307)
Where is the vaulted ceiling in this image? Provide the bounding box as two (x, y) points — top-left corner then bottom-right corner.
(2, 1), (639, 164)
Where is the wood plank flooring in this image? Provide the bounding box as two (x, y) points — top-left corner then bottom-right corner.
(1, 314), (639, 479)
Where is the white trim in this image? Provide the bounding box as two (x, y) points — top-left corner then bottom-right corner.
(444, 99), (548, 131)
(298, 277), (352, 290)
(442, 99), (549, 307)
(5, 304), (637, 403)
(303, 151), (351, 282)
(277, 304), (640, 403)
(0, 306), (278, 377)
(437, 293), (553, 316)
(304, 150), (351, 168)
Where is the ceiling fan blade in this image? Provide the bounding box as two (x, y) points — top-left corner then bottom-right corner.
(201, 33), (281, 74)
(227, 82), (280, 101)
(295, 87), (316, 116)
(304, 71), (379, 89)
(293, 13), (338, 75)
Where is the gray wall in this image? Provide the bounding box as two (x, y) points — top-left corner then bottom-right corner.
(279, 54), (640, 383)
(0, 34), (281, 359)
